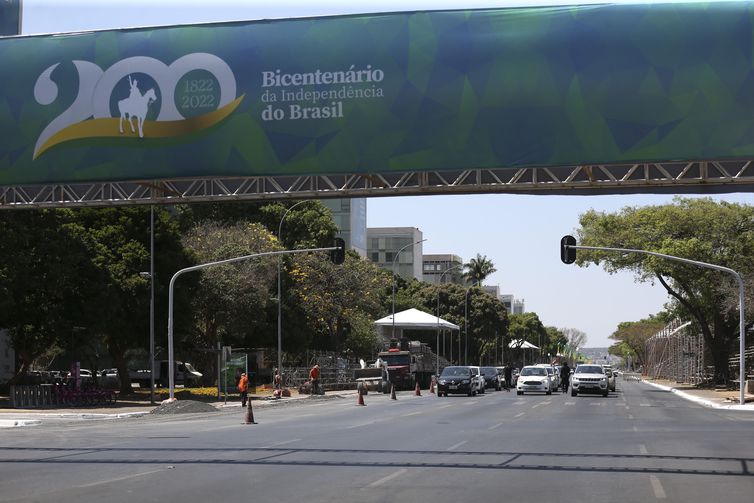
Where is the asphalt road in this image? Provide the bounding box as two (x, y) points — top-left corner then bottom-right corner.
(1, 379), (753, 503)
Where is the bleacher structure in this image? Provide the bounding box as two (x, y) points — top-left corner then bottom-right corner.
(645, 319), (706, 384)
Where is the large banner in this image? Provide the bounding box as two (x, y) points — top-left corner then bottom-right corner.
(1, 2), (754, 186)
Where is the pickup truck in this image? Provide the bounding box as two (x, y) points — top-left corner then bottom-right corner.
(129, 361), (203, 388)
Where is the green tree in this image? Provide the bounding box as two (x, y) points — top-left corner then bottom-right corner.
(608, 314), (668, 370)
(0, 210), (99, 377)
(288, 251), (391, 352)
(577, 197), (754, 383)
(407, 283), (508, 365)
(463, 253), (497, 285)
(182, 221), (280, 383)
(508, 312), (549, 364)
(73, 207), (192, 394)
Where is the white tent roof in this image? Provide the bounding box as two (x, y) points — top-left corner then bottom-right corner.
(509, 339), (539, 349)
(374, 308), (460, 331)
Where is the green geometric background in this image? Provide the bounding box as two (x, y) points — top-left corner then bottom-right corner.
(1, 2), (754, 185)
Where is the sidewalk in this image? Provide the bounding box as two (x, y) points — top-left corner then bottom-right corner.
(640, 378), (754, 411)
(0, 388), (360, 428)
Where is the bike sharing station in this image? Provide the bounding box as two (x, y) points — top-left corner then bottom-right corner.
(3, 2), (754, 405)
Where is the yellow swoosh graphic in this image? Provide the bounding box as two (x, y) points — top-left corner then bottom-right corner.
(34, 95), (245, 159)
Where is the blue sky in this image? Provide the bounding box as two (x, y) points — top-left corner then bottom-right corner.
(18, 0), (753, 347)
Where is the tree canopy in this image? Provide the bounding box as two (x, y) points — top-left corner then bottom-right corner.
(577, 197), (754, 382)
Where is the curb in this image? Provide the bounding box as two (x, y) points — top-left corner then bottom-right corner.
(0, 419), (41, 428)
(643, 380), (754, 411)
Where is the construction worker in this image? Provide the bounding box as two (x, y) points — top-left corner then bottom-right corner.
(309, 364), (321, 395)
(238, 372), (249, 407)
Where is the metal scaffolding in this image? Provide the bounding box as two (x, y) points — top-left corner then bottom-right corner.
(645, 319), (706, 384)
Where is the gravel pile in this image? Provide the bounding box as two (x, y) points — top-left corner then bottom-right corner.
(150, 400), (218, 415)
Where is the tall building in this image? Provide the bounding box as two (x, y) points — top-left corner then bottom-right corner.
(367, 227), (424, 280)
(321, 198), (367, 257)
(423, 254), (464, 284)
(499, 294), (525, 314)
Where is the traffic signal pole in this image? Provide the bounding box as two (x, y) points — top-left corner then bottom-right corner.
(561, 236), (746, 406)
(166, 240), (345, 401)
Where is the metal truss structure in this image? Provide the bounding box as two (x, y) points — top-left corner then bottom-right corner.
(645, 319), (707, 385)
(3, 160), (754, 209)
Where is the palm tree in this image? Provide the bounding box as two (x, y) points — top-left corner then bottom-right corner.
(463, 253), (496, 285)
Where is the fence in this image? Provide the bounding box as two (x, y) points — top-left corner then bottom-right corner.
(645, 319), (707, 384)
(9, 384), (116, 408)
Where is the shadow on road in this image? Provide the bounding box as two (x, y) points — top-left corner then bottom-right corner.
(1, 445), (751, 478)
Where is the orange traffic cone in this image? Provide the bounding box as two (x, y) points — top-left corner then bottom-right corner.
(415, 380), (422, 396)
(390, 383), (397, 400)
(243, 399), (257, 424)
(430, 376), (436, 394)
(357, 386), (366, 406)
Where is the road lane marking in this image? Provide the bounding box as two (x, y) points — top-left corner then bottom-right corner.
(514, 412), (525, 418)
(261, 438), (301, 448)
(346, 421), (377, 429)
(401, 411), (422, 417)
(447, 440), (467, 451)
(76, 469), (165, 488)
(438, 404), (453, 409)
(365, 469), (408, 488)
(532, 402), (545, 409)
(628, 414), (634, 419)
(639, 444), (648, 455)
(640, 403), (650, 407)
(488, 422), (504, 430)
(650, 475), (667, 499)
(633, 426), (639, 432)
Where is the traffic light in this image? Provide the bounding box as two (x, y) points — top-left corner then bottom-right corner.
(560, 235), (576, 264)
(331, 237), (346, 264)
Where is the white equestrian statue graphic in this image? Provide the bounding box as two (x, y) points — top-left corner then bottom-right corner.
(118, 75), (157, 138)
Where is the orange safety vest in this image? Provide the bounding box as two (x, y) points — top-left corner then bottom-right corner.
(310, 367), (320, 380)
(238, 375), (249, 392)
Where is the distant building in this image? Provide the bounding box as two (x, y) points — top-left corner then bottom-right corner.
(367, 227), (424, 280)
(483, 290), (525, 314)
(423, 254), (464, 284)
(321, 198), (367, 257)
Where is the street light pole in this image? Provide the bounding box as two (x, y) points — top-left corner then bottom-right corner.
(139, 206), (156, 404)
(464, 286), (474, 365)
(436, 265), (460, 378)
(391, 238), (427, 339)
(277, 200), (308, 387)
(149, 205), (155, 405)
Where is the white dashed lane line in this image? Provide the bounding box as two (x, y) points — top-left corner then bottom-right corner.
(447, 440), (467, 451)
(364, 469), (408, 489)
(650, 475), (667, 499)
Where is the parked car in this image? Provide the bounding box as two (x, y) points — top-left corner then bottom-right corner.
(468, 366), (485, 394)
(480, 366), (502, 391)
(437, 366), (476, 396)
(570, 364), (609, 397)
(516, 365), (552, 395)
(601, 365), (616, 391)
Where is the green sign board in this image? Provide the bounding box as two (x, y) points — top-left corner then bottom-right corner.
(0, 0), (21, 36)
(1, 2), (754, 186)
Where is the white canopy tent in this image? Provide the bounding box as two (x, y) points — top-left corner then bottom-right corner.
(509, 339), (539, 366)
(509, 339), (539, 349)
(374, 308), (460, 331)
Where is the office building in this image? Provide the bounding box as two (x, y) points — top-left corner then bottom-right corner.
(423, 254), (465, 284)
(321, 198), (367, 257)
(367, 227), (424, 280)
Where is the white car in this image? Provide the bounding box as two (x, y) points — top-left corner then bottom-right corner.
(601, 365), (616, 391)
(535, 364), (559, 390)
(467, 366), (485, 395)
(571, 364), (609, 397)
(516, 365), (552, 395)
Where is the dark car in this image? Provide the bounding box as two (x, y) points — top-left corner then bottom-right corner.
(437, 366), (476, 396)
(480, 366), (502, 391)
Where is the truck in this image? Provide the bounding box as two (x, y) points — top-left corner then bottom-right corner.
(375, 339), (445, 391)
(129, 360), (203, 388)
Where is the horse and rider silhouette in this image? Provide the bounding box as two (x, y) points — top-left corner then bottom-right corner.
(118, 75), (157, 138)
